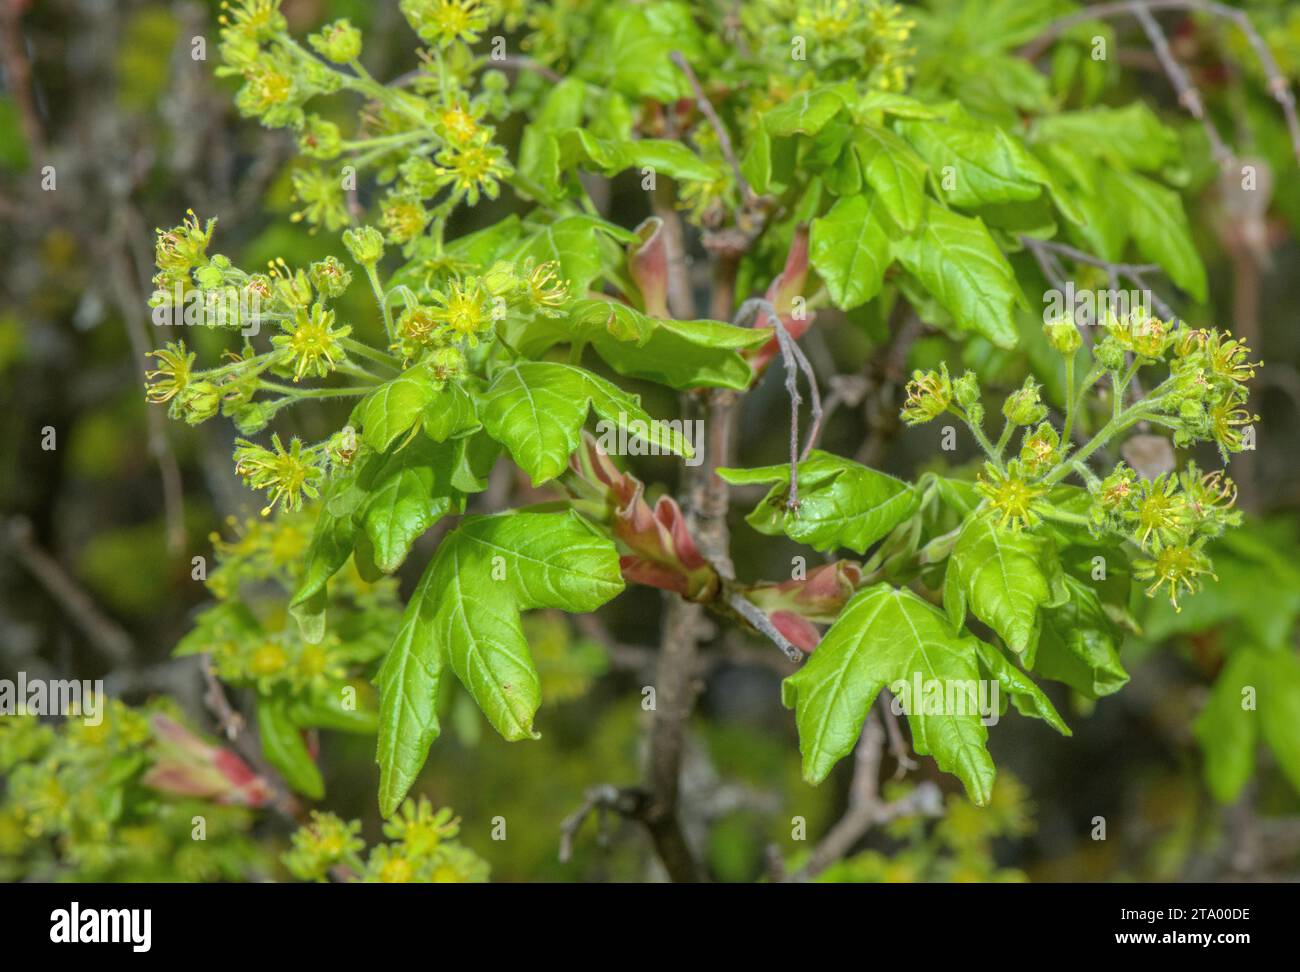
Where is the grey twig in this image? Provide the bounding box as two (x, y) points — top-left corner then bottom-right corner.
(557, 784), (646, 863)
(1021, 0), (1300, 164)
(734, 298), (824, 509)
(3, 517), (135, 667)
(788, 713), (944, 882)
(725, 590), (805, 664)
(671, 50), (751, 202)
(1131, 4), (1234, 169)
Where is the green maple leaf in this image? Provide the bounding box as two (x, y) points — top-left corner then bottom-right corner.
(809, 193), (892, 311)
(718, 450), (918, 554)
(784, 583), (1065, 804)
(943, 515), (1068, 659)
(1035, 574), (1129, 699)
(891, 200), (1023, 349)
(852, 124), (929, 231)
(375, 510), (624, 816)
(354, 366), (440, 453)
(481, 360), (692, 485)
(257, 694), (323, 800)
(764, 86), (851, 137)
(355, 437), (465, 574)
(568, 298), (769, 390)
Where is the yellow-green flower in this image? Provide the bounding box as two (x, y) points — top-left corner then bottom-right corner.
(900, 364), (952, 425)
(436, 98), (484, 146)
(402, 0), (490, 48)
(154, 211), (215, 280)
(382, 798), (459, 857)
(1091, 463), (1137, 516)
(365, 844), (416, 883)
(145, 341), (196, 405)
(284, 811), (364, 881)
(393, 304), (443, 360)
(977, 461), (1048, 530)
(1208, 399), (1257, 459)
(525, 260), (570, 314)
(429, 279), (493, 345)
(272, 304), (351, 381)
(236, 61), (294, 118)
(380, 192), (430, 246)
(1128, 473), (1189, 548)
(219, 0), (286, 42)
(431, 138), (510, 205)
(291, 168), (350, 232)
(233, 434), (324, 515)
(1135, 540), (1214, 611)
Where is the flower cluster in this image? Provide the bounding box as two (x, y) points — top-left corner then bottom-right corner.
(283, 799), (489, 883)
(216, 0), (515, 246)
(178, 509), (400, 698)
(392, 259), (571, 362)
(1093, 462), (1241, 608)
(899, 312), (1259, 610)
(743, 0), (916, 90)
(0, 703), (266, 882)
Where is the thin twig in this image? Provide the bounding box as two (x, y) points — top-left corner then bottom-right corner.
(724, 590), (805, 663)
(734, 298), (824, 508)
(1131, 4), (1234, 168)
(787, 715), (944, 882)
(671, 50), (751, 202)
(558, 784), (645, 863)
(3, 516), (134, 666)
(1020, 235), (1179, 320)
(200, 656), (245, 742)
(1021, 0), (1300, 164)
(0, 2), (45, 150)
(879, 691), (919, 776)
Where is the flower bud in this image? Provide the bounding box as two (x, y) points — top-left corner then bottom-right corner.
(194, 263), (226, 290)
(1129, 312), (1171, 360)
(176, 380), (221, 425)
(480, 261), (518, 299)
(232, 401), (275, 435)
(309, 256), (353, 298)
(1044, 316), (1081, 355)
(343, 225), (385, 267)
(429, 346), (467, 383)
(300, 115), (342, 160)
(275, 269), (313, 309)
(952, 370), (980, 409)
(328, 427), (359, 467)
(1094, 336), (1127, 372)
(309, 19), (362, 64)
(1019, 422), (1061, 476)
(1002, 377), (1047, 426)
